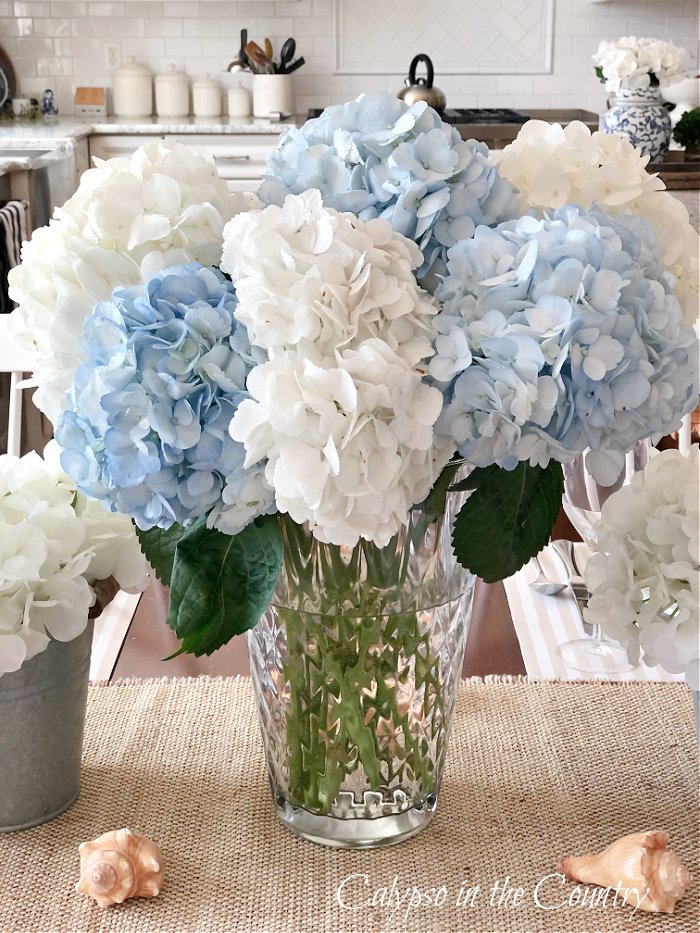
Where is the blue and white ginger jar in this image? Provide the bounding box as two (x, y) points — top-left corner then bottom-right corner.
(603, 86), (671, 162)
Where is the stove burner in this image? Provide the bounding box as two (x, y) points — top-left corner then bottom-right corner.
(444, 108), (528, 124)
(307, 107), (528, 125)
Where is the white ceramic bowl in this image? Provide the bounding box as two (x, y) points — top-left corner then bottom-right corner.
(661, 76), (700, 109)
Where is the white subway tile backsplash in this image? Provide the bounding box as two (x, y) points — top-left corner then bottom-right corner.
(31, 15), (70, 34)
(0, 0), (696, 115)
(36, 55), (73, 75)
(163, 0), (197, 13)
(146, 17), (183, 37)
(50, 2), (87, 15)
(125, 1), (163, 14)
(71, 17), (111, 36)
(234, 2), (277, 16)
(125, 37), (166, 58)
(15, 36), (54, 55)
(278, 0), (310, 14)
(161, 36), (203, 57)
(11, 57), (38, 78)
(107, 18), (146, 37)
(252, 17), (295, 38)
(13, 2), (51, 14)
(88, 2), (124, 14)
(182, 17), (221, 37)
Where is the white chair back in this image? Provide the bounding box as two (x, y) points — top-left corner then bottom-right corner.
(0, 314), (39, 456)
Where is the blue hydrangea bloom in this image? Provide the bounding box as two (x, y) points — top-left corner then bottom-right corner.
(56, 263), (275, 532)
(430, 206), (699, 484)
(257, 92), (518, 283)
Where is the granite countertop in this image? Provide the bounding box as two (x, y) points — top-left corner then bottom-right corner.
(0, 115), (302, 178)
(0, 142), (80, 178)
(0, 114), (302, 146)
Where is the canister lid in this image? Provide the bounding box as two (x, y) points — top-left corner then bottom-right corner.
(114, 57), (152, 77)
(156, 64), (188, 85)
(192, 73), (220, 90)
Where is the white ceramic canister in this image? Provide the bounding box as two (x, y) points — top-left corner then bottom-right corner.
(192, 74), (222, 118)
(227, 83), (251, 118)
(252, 74), (293, 118)
(155, 65), (190, 118)
(112, 58), (153, 117)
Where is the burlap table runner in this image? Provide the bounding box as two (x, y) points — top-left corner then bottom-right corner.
(0, 677), (697, 933)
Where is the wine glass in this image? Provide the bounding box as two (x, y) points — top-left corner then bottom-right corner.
(556, 439), (651, 675)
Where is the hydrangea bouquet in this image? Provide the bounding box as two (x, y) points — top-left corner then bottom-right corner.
(592, 36), (688, 93)
(9, 92), (698, 657)
(8, 93), (699, 839)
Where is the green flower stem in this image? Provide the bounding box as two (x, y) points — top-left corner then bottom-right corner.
(274, 480), (463, 816)
(281, 601), (449, 814)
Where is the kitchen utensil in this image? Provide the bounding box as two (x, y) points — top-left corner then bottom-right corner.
(283, 56), (305, 75)
(397, 54), (446, 111)
(192, 74), (222, 118)
(278, 37), (296, 74)
(550, 540), (593, 636)
(155, 65), (189, 118)
(245, 41), (274, 75)
(112, 58), (152, 117)
(227, 28), (249, 73)
(263, 38), (274, 62)
(527, 553), (567, 596)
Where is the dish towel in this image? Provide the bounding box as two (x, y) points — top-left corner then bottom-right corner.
(0, 199), (28, 312)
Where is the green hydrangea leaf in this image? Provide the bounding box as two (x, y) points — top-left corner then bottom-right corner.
(452, 461), (564, 583)
(134, 518), (206, 587)
(166, 515), (284, 656)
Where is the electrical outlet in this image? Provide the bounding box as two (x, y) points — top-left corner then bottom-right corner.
(104, 42), (121, 70)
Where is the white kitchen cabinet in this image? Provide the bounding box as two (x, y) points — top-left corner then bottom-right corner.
(88, 133), (278, 191)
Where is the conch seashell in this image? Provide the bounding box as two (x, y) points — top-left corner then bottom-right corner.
(76, 828), (164, 908)
(558, 830), (692, 914)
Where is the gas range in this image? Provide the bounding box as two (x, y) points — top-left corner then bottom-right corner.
(307, 107), (529, 124)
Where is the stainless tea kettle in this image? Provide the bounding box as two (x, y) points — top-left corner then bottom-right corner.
(397, 54), (446, 111)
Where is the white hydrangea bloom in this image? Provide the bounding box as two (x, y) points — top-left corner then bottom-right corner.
(585, 447), (700, 689)
(221, 188), (436, 367)
(592, 36), (688, 92)
(224, 191), (453, 547)
(490, 120), (700, 328)
(8, 140), (239, 424)
(0, 444), (150, 677)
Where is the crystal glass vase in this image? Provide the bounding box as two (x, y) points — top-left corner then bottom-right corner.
(247, 474), (475, 849)
(602, 86), (672, 162)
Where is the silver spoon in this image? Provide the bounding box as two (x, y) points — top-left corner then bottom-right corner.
(527, 553), (567, 596)
(551, 539), (587, 586)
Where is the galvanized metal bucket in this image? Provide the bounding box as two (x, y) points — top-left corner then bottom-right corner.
(0, 622), (92, 832)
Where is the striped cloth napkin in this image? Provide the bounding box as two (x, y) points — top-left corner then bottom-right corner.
(503, 543), (684, 682)
(0, 200), (28, 313)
